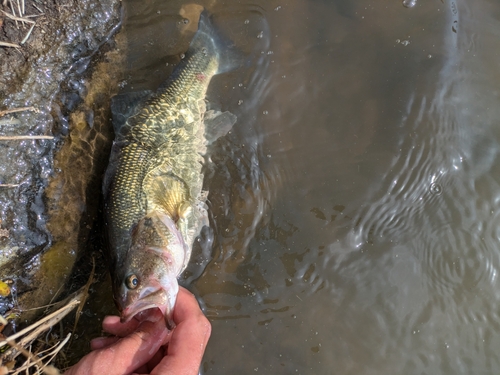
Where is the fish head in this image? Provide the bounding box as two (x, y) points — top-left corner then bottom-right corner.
(113, 212), (188, 324)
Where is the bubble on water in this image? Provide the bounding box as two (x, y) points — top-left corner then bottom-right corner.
(427, 54), (432, 59)
(263, 110), (268, 115)
(396, 39), (401, 44)
(267, 51), (274, 55)
(157, 10), (160, 14)
(257, 31), (264, 39)
(429, 183), (442, 195)
(180, 53), (185, 59)
(238, 83), (243, 87)
(244, 19), (250, 24)
(182, 18), (189, 24)
(403, 0), (417, 8)
(238, 100), (243, 105)
(401, 40), (410, 46)
(274, 6), (282, 11)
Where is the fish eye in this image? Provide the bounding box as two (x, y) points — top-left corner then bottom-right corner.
(125, 274), (139, 289)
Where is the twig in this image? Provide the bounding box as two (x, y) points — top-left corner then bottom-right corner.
(6, 340), (45, 374)
(0, 41), (20, 48)
(0, 184), (20, 188)
(0, 135), (53, 140)
(15, 0), (22, 22)
(0, 299), (80, 348)
(8, 1), (18, 28)
(48, 283), (67, 306)
(11, 301), (61, 312)
(0, 118), (21, 125)
(72, 257), (95, 335)
(1, 10), (35, 24)
(33, 3), (43, 13)
(7, 336), (65, 375)
(21, 23), (35, 44)
(39, 334), (71, 374)
(0, 106), (38, 117)
(11, 335), (70, 375)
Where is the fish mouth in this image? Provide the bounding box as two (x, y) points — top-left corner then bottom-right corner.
(121, 289), (169, 323)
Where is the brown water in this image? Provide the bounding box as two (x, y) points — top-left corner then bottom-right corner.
(111, 0), (500, 373)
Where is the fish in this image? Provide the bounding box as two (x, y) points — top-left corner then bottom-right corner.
(103, 10), (238, 324)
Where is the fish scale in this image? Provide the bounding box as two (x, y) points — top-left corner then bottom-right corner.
(103, 10), (235, 322)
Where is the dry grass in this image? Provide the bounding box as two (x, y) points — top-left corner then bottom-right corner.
(1, 10), (34, 24)
(0, 136), (54, 140)
(0, 41), (20, 48)
(0, 259), (96, 373)
(0, 107), (52, 145)
(0, 107), (38, 117)
(0, 287), (90, 374)
(0, 0), (44, 47)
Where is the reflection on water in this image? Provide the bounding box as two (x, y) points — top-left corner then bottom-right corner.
(106, 0), (500, 373)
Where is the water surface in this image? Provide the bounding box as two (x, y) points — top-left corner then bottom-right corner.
(117, 0), (500, 373)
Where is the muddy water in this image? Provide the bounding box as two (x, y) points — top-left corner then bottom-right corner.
(110, 0), (500, 373)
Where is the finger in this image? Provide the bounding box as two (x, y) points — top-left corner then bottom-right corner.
(65, 318), (169, 375)
(131, 363), (149, 374)
(172, 287), (206, 325)
(151, 288), (211, 375)
(90, 336), (120, 350)
(146, 345), (166, 372)
(102, 315), (140, 337)
(128, 346), (163, 375)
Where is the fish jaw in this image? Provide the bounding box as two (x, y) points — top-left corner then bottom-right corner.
(113, 212), (188, 323)
(119, 272), (179, 323)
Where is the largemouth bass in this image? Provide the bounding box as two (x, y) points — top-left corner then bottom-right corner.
(103, 10), (237, 323)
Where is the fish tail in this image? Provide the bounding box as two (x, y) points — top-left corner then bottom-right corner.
(190, 10), (243, 74)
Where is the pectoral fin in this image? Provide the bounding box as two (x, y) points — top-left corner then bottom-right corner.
(144, 172), (191, 222)
(204, 110), (237, 144)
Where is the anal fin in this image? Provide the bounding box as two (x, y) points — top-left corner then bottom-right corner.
(204, 110), (237, 144)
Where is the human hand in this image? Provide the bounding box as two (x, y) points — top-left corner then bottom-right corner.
(65, 287), (211, 375)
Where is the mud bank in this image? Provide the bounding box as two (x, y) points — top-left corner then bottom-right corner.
(0, 0), (122, 324)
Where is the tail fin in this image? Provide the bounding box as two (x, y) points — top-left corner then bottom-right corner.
(190, 10), (244, 74)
